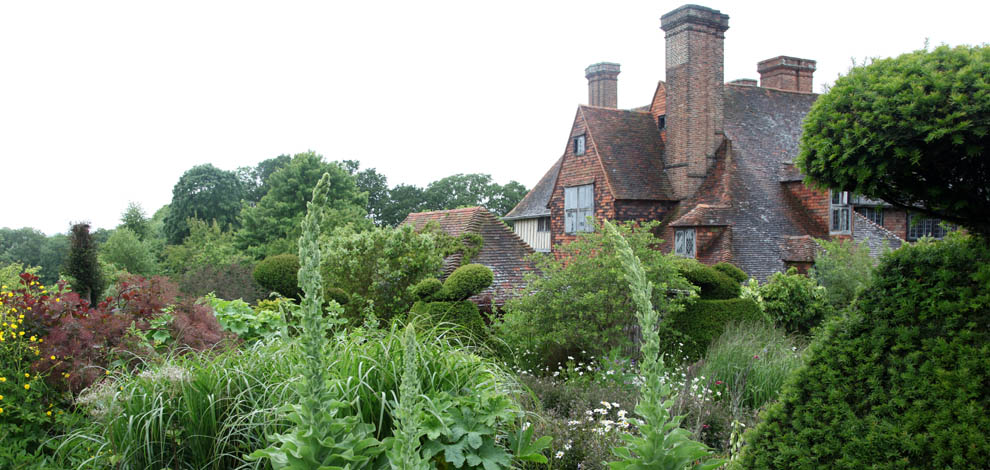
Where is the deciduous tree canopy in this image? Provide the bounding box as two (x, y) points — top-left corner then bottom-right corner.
(798, 45), (990, 235)
(163, 164), (246, 245)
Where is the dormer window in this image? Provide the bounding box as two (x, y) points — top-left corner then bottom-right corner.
(657, 114), (666, 131)
(574, 135), (586, 155)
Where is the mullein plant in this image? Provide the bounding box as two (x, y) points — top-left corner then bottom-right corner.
(602, 220), (723, 470)
(383, 323), (431, 470)
(249, 173), (382, 469)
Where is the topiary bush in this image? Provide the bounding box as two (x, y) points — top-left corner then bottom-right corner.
(323, 286), (350, 307)
(409, 300), (489, 343)
(411, 277), (443, 301)
(663, 298), (766, 361)
(713, 262), (748, 283)
(436, 263), (493, 301)
(741, 234), (990, 469)
(677, 260), (741, 300)
(760, 267), (833, 335)
(252, 253), (301, 300)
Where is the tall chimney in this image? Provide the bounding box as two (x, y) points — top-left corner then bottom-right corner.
(585, 62), (621, 108)
(660, 5), (729, 200)
(758, 56), (816, 93)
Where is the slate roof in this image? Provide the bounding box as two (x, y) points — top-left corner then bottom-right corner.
(504, 156), (561, 220)
(852, 211), (904, 257)
(580, 105), (674, 200)
(780, 235), (819, 263)
(400, 207), (537, 310)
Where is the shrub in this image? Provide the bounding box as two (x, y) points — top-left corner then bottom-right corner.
(99, 228), (159, 276)
(664, 298), (766, 361)
(178, 261), (267, 304)
(741, 234), (990, 469)
(202, 293), (284, 342)
(677, 259), (741, 300)
(409, 300), (488, 343)
(253, 253), (301, 299)
(810, 238), (875, 309)
(760, 267), (833, 335)
(713, 262), (748, 283)
(320, 224), (445, 323)
(323, 286), (350, 306)
(498, 221), (691, 370)
(411, 277), (443, 301)
(65, 222), (105, 305)
(436, 263), (493, 301)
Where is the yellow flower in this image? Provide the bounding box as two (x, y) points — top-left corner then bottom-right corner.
(105, 370), (111, 375)
(55, 298), (61, 303)
(10, 308), (15, 313)
(0, 377), (6, 382)
(24, 373), (30, 378)
(38, 338), (43, 343)
(18, 331), (24, 336)
(0, 407), (4, 413)
(24, 384), (30, 390)
(46, 410), (52, 416)
(10, 323), (16, 330)
(50, 355), (56, 360)
(29, 336), (36, 342)
(0, 395), (4, 400)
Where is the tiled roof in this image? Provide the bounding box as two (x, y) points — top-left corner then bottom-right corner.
(504, 156), (561, 220)
(852, 211), (904, 257)
(717, 84), (819, 280)
(400, 207), (536, 309)
(671, 204), (733, 226)
(580, 105), (674, 200)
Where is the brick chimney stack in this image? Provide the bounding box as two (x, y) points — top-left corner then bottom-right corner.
(661, 4), (729, 200)
(585, 62), (621, 108)
(758, 56), (816, 93)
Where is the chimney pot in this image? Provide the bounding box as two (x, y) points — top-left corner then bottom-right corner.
(729, 78), (757, 86)
(757, 56), (816, 92)
(585, 62), (621, 108)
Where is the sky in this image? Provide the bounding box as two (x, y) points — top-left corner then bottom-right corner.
(1, 0), (987, 235)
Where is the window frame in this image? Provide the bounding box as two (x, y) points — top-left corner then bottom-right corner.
(829, 190), (851, 235)
(564, 184), (594, 234)
(536, 216), (551, 233)
(574, 135), (586, 156)
(854, 206), (884, 226)
(674, 228), (696, 258)
(906, 215), (954, 241)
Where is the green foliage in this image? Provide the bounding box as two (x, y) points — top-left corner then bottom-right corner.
(696, 322), (805, 411)
(677, 259), (741, 300)
(810, 238), (875, 309)
(65, 222), (105, 305)
(253, 254), (302, 300)
(411, 278), (443, 301)
(202, 293), (285, 342)
(798, 44), (990, 236)
(237, 154), (292, 204)
(320, 224), (444, 323)
(741, 234), (990, 469)
(498, 221), (691, 369)
(100, 228), (159, 276)
(324, 287), (351, 307)
(423, 173), (528, 217)
(0, 228), (68, 285)
(119, 202), (149, 241)
(437, 263), (493, 301)
(665, 298), (766, 361)
(409, 300), (489, 343)
(713, 262), (748, 283)
(163, 218), (249, 276)
(601, 220), (723, 470)
(163, 163), (246, 245)
(0, 263), (40, 292)
(384, 324), (431, 470)
(237, 152), (370, 259)
(759, 268), (833, 335)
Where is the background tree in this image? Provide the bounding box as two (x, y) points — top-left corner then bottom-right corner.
(486, 180), (527, 217)
(238, 154), (292, 205)
(422, 173), (527, 217)
(379, 183), (427, 227)
(236, 152), (370, 258)
(798, 44), (990, 236)
(100, 227), (159, 276)
(65, 222), (105, 304)
(163, 163), (246, 245)
(164, 218), (249, 276)
(120, 202), (150, 241)
(355, 166), (390, 225)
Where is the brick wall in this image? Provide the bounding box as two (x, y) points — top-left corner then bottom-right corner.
(782, 181), (829, 237)
(661, 5), (729, 200)
(550, 112), (616, 249)
(757, 56), (816, 93)
(614, 200), (677, 223)
(882, 208), (908, 240)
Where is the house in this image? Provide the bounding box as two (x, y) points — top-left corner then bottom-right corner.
(507, 4), (950, 281)
(400, 206), (537, 311)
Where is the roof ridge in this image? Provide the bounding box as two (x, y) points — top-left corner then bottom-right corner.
(478, 209), (536, 255)
(579, 104), (652, 114)
(726, 83), (819, 96)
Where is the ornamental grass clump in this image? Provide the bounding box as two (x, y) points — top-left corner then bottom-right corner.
(602, 220), (723, 470)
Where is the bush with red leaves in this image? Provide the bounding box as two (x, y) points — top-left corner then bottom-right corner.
(10, 273), (233, 393)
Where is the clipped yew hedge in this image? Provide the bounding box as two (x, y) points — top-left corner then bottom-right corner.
(666, 298), (765, 361)
(252, 253), (301, 299)
(741, 235), (990, 469)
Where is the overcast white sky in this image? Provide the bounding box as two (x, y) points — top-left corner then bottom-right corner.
(1, 0), (987, 235)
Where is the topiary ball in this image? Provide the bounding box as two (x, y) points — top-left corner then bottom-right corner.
(252, 254), (302, 300)
(741, 235), (990, 469)
(678, 260), (741, 300)
(411, 278), (443, 301)
(713, 262), (748, 283)
(438, 264), (493, 301)
(324, 286), (350, 306)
